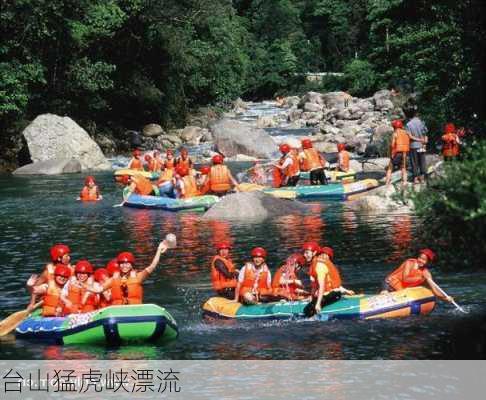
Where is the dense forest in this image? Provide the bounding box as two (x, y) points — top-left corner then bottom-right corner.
(1, 0), (485, 143)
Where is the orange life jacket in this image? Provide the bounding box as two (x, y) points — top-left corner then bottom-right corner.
(165, 159), (175, 169)
(309, 256), (342, 295)
(284, 154), (300, 177)
(42, 284), (63, 317)
(442, 133), (460, 157)
(210, 255), (237, 291)
(209, 165), (232, 193)
(385, 259), (428, 291)
(62, 281), (83, 315)
(132, 176), (154, 196)
(199, 176), (210, 195)
(181, 175), (199, 198)
(393, 129), (410, 153)
(239, 264), (271, 299)
(80, 186), (99, 201)
(81, 292), (99, 313)
(111, 274), (143, 305)
(339, 150), (350, 172)
(301, 149), (324, 171)
(176, 157), (192, 170)
(98, 290), (111, 309)
(129, 158), (143, 170)
(272, 264), (298, 299)
(146, 159), (157, 172)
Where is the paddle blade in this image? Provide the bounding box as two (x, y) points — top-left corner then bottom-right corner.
(0, 309), (30, 336)
(164, 233), (177, 249)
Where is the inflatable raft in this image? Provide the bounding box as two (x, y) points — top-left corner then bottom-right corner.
(124, 193), (219, 211)
(114, 168), (160, 180)
(264, 178), (379, 200)
(16, 304), (178, 345)
(299, 169), (356, 183)
(202, 287), (435, 321)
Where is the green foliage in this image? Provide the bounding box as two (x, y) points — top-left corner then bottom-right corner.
(413, 141), (486, 269)
(342, 59), (378, 96)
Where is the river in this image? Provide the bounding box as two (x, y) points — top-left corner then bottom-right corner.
(0, 102), (485, 360)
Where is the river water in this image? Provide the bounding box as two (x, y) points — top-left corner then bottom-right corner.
(1, 102), (485, 360)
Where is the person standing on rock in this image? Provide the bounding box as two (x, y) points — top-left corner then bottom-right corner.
(128, 149), (143, 170)
(299, 138), (327, 185)
(385, 120), (410, 188)
(406, 110), (428, 184)
(274, 143), (300, 187)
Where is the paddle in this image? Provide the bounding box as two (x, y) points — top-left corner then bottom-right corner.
(427, 278), (468, 314)
(0, 301), (43, 337)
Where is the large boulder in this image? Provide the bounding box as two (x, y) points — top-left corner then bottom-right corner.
(303, 102), (323, 113)
(202, 191), (309, 223)
(362, 157), (390, 172)
(299, 92), (324, 107)
(180, 126), (204, 145)
(210, 119), (278, 159)
(13, 158), (82, 175)
(22, 114), (110, 171)
(142, 124), (165, 137)
(322, 92), (348, 109)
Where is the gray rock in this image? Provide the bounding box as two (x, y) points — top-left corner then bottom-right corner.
(299, 92), (324, 107)
(256, 116), (277, 128)
(13, 158), (82, 175)
(357, 100), (375, 112)
(143, 124), (165, 137)
(210, 119), (277, 159)
(322, 92), (348, 109)
(287, 107), (303, 122)
(180, 126), (203, 145)
(22, 114), (110, 171)
(373, 90), (392, 110)
(362, 157), (390, 172)
(284, 96), (300, 108)
(232, 98), (248, 112)
(303, 102), (323, 113)
(202, 191), (309, 223)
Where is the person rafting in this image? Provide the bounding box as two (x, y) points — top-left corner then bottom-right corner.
(385, 120), (411, 188)
(299, 138), (327, 185)
(105, 259), (120, 277)
(272, 253), (308, 300)
(27, 263), (71, 317)
(144, 154), (158, 172)
(301, 242), (354, 317)
(382, 249), (454, 303)
(197, 165), (211, 195)
(175, 147), (193, 171)
(152, 150), (163, 172)
(61, 260), (96, 314)
(234, 247), (273, 305)
(128, 149), (143, 170)
(156, 150), (176, 197)
(208, 154), (239, 196)
(337, 143), (350, 173)
(88, 241), (170, 305)
(442, 123), (461, 161)
(78, 176), (102, 201)
(118, 174), (159, 206)
(174, 164), (199, 199)
(210, 242), (239, 299)
(92, 268), (111, 308)
(274, 143), (300, 187)
(249, 161), (267, 185)
(26, 244), (74, 309)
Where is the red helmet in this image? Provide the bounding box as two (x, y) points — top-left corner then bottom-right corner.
(94, 268), (109, 282)
(320, 246), (334, 259)
(212, 154), (224, 165)
(54, 264), (71, 278)
(50, 244), (71, 262)
(133, 149), (141, 157)
(251, 247), (267, 258)
(84, 176), (95, 185)
(216, 242), (231, 251)
(288, 253), (306, 266)
(200, 166), (211, 175)
(166, 149), (174, 156)
(175, 164), (189, 177)
(75, 260), (94, 274)
(301, 139), (313, 149)
(105, 259), (120, 276)
(144, 154), (152, 162)
(120, 175), (131, 185)
(117, 251), (135, 264)
(391, 120), (403, 129)
(279, 143), (290, 154)
(301, 241), (320, 253)
(419, 248), (436, 263)
(444, 123), (456, 134)
(337, 143), (346, 152)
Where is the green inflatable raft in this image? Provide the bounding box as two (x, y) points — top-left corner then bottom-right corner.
(16, 304), (178, 345)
